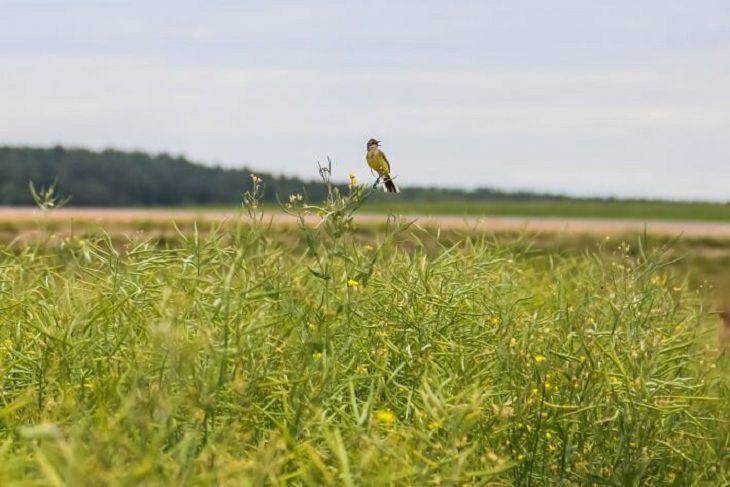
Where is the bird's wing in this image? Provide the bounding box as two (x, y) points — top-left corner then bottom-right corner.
(380, 150), (391, 173)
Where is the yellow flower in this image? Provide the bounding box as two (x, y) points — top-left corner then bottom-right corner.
(375, 409), (396, 424)
(428, 421), (443, 430)
(347, 279), (359, 288)
(312, 352), (323, 361)
(348, 172), (359, 188)
(534, 354), (546, 364)
(650, 274), (667, 286)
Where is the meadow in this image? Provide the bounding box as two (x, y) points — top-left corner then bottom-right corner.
(0, 176), (728, 485)
(360, 199), (730, 222)
(149, 198), (730, 223)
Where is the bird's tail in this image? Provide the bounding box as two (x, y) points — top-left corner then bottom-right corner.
(383, 174), (399, 193)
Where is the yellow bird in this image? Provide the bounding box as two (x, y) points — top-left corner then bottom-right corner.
(366, 138), (399, 193)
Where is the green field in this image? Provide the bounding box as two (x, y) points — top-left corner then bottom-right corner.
(361, 199), (730, 221)
(161, 197), (730, 222)
(1, 183), (729, 485)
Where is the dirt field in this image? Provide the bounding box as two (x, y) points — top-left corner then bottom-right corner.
(3, 207), (730, 238)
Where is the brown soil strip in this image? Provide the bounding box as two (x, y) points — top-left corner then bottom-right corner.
(3, 207), (730, 238)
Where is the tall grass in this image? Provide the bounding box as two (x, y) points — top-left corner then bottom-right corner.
(0, 173), (728, 485)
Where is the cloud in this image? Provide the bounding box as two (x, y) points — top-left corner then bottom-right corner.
(1, 46), (729, 200)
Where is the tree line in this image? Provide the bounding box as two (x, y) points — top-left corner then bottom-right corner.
(0, 145), (566, 206)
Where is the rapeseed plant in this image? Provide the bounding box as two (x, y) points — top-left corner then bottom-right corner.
(0, 165), (727, 485)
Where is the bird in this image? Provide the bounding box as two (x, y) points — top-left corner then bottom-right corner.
(365, 138), (399, 193)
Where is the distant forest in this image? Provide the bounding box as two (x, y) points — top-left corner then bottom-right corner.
(0, 145), (568, 207)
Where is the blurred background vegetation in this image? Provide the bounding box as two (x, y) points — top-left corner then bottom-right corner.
(7, 145), (728, 214)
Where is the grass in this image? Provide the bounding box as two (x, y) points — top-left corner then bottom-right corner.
(30, 193), (729, 222)
(0, 175), (729, 485)
(152, 197), (730, 221)
(361, 199), (730, 221)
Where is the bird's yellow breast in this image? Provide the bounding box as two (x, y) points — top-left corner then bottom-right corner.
(366, 148), (390, 175)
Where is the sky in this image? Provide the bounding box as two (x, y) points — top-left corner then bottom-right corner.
(1, 1), (729, 201)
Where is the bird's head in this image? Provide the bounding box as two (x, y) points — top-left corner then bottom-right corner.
(367, 138), (380, 149)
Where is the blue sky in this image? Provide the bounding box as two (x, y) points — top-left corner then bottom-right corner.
(2, 1), (729, 200)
